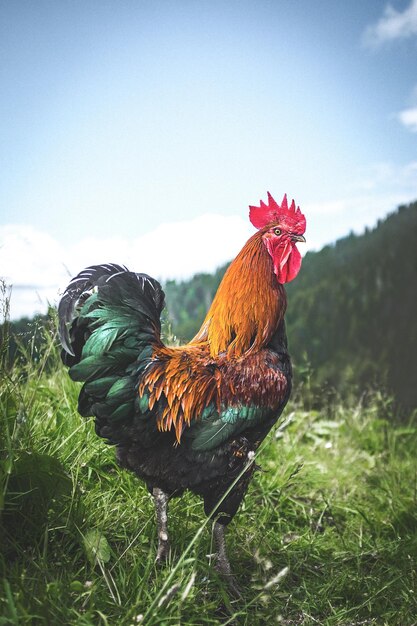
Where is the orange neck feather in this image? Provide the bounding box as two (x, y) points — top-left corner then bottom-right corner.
(191, 231), (286, 357)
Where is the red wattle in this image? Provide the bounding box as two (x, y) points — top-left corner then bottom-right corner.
(275, 242), (302, 284)
(285, 244), (302, 282)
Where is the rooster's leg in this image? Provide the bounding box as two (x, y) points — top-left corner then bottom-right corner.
(213, 521), (241, 598)
(153, 487), (170, 562)
(213, 522), (232, 576)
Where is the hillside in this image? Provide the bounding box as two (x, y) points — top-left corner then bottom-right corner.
(164, 201), (417, 411)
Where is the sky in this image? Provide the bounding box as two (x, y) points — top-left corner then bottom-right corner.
(1, 0), (417, 319)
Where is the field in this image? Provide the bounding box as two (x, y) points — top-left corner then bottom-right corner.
(1, 320), (417, 625)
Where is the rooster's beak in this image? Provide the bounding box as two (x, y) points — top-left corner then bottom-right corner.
(291, 234), (306, 243)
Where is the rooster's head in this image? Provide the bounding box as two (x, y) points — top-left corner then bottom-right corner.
(249, 192), (306, 284)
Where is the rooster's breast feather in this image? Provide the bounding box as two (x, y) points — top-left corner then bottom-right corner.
(139, 344), (289, 449)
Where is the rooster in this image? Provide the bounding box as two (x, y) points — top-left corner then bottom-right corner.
(58, 192), (306, 589)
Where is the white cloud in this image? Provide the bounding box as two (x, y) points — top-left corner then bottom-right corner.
(363, 0), (417, 47)
(0, 214), (253, 320)
(397, 85), (417, 132)
(0, 225), (66, 285)
(398, 106), (417, 131)
(0, 225), (67, 319)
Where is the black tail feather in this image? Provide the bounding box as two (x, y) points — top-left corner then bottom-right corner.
(57, 264), (166, 444)
(58, 263), (128, 355)
(58, 263), (164, 357)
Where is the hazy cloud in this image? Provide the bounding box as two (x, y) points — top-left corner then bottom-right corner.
(356, 160), (417, 190)
(0, 214), (253, 320)
(2, 177), (417, 321)
(363, 0), (417, 47)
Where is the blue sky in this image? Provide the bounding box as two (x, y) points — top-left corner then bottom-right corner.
(1, 0), (417, 318)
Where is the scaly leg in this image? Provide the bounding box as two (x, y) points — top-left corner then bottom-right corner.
(213, 521), (241, 598)
(153, 487), (170, 562)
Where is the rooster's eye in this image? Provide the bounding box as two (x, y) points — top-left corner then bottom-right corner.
(274, 228), (281, 236)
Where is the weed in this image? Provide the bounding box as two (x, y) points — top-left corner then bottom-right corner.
(0, 301), (416, 624)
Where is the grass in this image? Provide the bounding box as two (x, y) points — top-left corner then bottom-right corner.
(1, 307), (417, 625)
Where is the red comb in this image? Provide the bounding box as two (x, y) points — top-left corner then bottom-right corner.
(249, 192), (306, 233)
